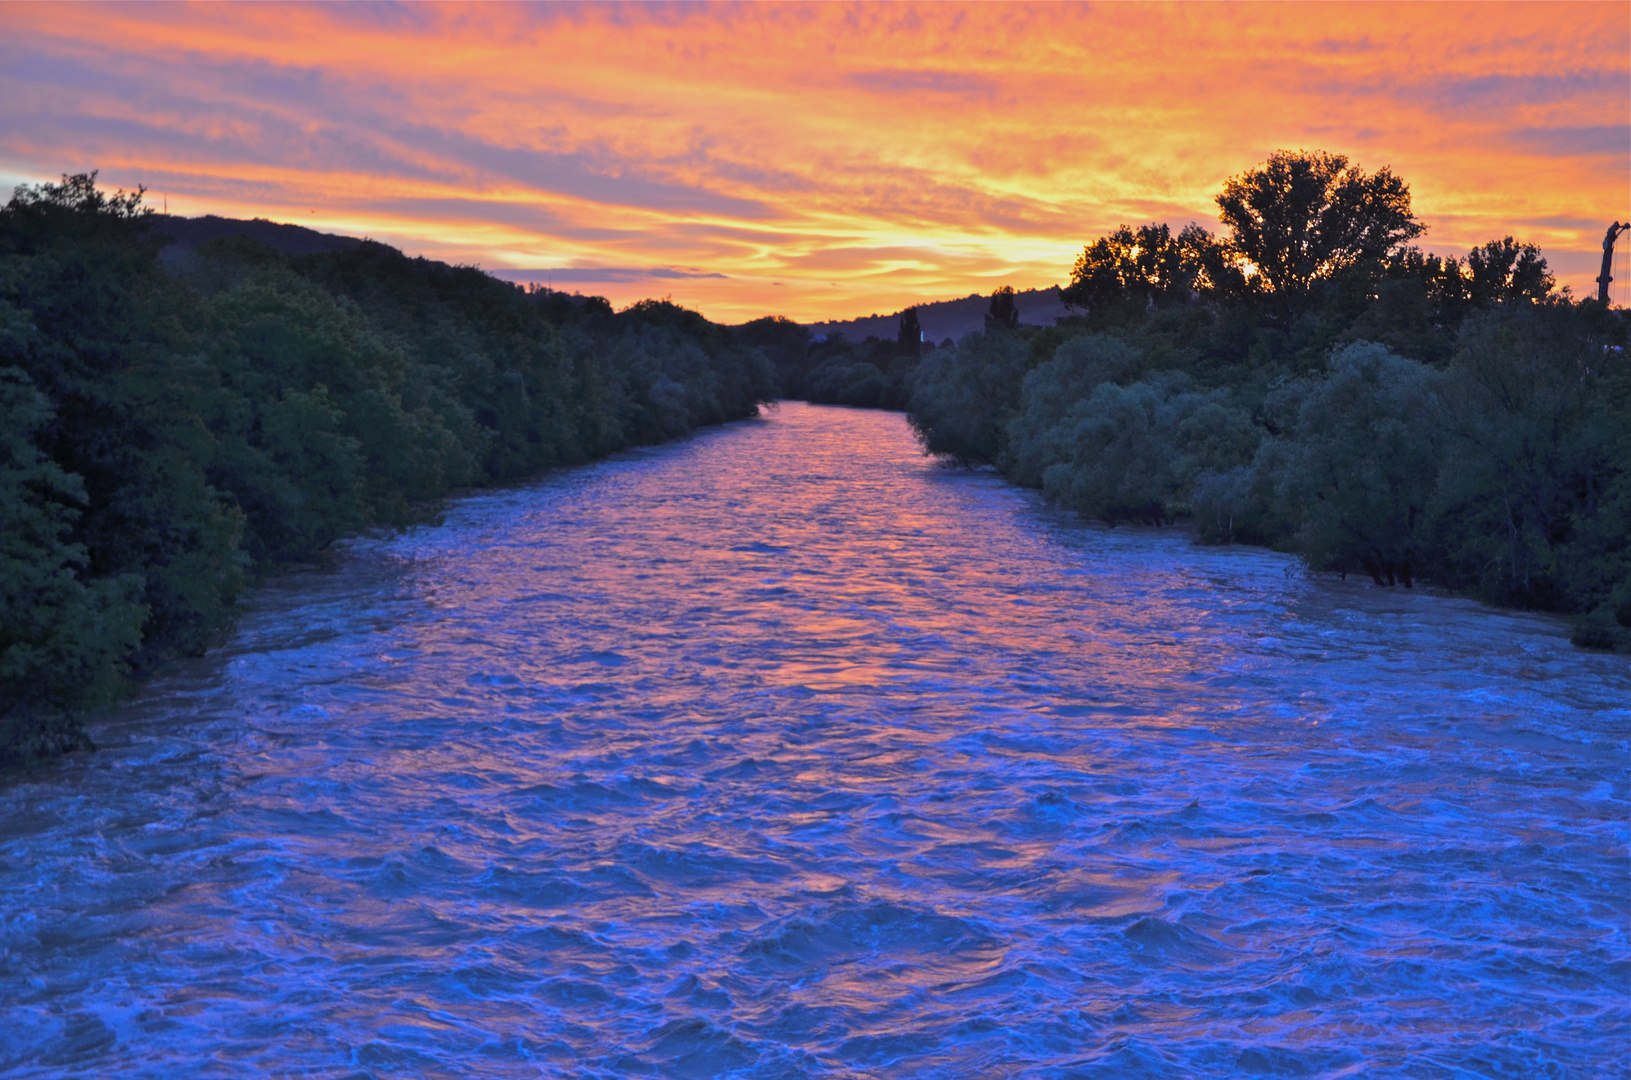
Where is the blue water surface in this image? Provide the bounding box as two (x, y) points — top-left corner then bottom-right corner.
(2, 403), (1627, 1078)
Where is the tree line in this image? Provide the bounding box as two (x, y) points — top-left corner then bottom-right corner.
(1, 174), (776, 765)
(904, 150), (1629, 653)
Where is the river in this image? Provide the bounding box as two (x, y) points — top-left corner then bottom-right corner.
(2, 402), (1626, 1078)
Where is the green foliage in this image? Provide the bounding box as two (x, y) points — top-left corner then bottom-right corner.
(1265, 343), (1447, 585)
(0, 367), (145, 765)
(737, 315), (810, 392)
(906, 150), (1629, 651)
(1003, 334), (1145, 486)
(0, 174), (776, 764)
(908, 330), (1032, 465)
(1428, 307), (1629, 621)
(786, 330), (918, 410)
(1038, 377), (1187, 525)
(1011, 362), (1258, 527)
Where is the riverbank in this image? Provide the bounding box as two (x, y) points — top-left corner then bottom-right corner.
(904, 315), (1629, 655)
(0, 176), (775, 767)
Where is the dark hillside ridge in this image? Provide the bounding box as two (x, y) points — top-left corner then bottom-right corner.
(152, 216), (658, 313)
(151, 213), (365, 261)
(807, 286), (1069, 344)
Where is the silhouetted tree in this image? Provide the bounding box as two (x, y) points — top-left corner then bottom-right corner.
(1062, 222), (1244, 312)
(1463, 237), (1554, 306)
(5, 170), (151, 229)
(898, 306), (922, 358)
(986, 286), (1020, 331)
(1216, 150), (1425, 313)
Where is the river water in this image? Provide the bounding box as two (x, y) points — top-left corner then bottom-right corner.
(2, 403), (1627, 1079)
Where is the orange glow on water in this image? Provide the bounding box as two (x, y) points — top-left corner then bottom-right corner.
(2, 2), (1625, 321)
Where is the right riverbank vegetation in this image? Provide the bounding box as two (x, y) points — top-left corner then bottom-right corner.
(771, 151), (1631, 659)
(3, 153), (1626, 766)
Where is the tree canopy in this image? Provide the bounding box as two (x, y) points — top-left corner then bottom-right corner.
(1062, 222), (1240, 312)
(1215, 149), (1425, 308)
(986, 286), (1020, 331)
(907, 150), (1627, 654)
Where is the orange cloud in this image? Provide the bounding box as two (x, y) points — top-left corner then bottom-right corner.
(2, 1), (1625, 321)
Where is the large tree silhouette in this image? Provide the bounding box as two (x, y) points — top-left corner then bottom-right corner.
(1216, 150), (1424, 312)
(1463, 236), (1554, 305)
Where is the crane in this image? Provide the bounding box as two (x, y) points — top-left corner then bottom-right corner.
(1599, 221), (1629, 304)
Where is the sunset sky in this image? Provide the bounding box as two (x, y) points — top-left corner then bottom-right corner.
(2, 1), (1626, 322)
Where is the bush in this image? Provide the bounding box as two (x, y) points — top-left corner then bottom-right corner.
(1266, 342), (1447, 585)
(908, 330), (1032, 465)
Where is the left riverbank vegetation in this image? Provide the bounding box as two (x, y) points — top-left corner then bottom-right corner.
(0, 173), (776, 766)
(903, 150), (1630, 654)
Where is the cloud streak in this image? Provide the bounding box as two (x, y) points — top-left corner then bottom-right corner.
(1, 1), (1624, 320)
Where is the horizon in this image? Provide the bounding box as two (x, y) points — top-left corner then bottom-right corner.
(2, 1), (1627, 322)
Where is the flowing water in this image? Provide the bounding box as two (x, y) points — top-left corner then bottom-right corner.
(2, 402), (1627, 1079)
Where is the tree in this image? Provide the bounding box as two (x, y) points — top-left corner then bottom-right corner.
(1062, 223), (1241, 312)
(1268, 342), (1447, 586)
(0, 367), (145, 763)
(985, 286), (1020, 331)
(1003, 333), (1143, 485)
(1463, 237), (1554, 306)
(909, 330), (1031, 465)
(1, 172), (794, 764)
(897, 306), (922, 358)
(4, 171), (151, 232)
(1216, 150), (1425, 312)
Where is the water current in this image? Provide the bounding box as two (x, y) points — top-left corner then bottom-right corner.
(2, 403), (1627, 1078)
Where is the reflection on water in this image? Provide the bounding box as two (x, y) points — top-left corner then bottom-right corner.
(1, 402), (1626, 1078)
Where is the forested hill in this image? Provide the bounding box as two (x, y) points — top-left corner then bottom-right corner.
(0, 175), (776, 766)
(151, 213), (364, 262)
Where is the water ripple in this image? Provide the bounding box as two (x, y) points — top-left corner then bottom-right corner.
(1, 403), (1626, 1078)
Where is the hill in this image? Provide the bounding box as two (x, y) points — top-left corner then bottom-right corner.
(150, 214), (367, 268)
(806, 286), (1070, 344)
